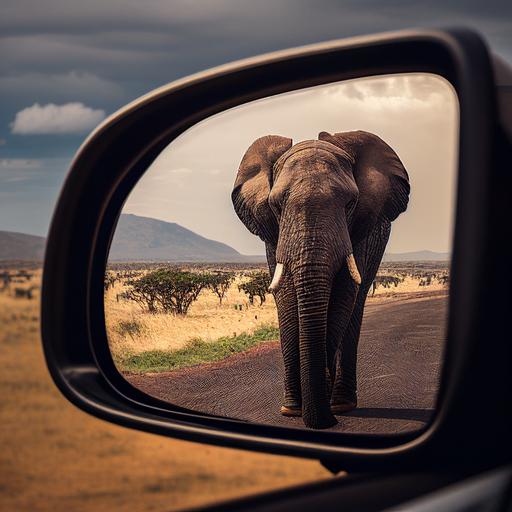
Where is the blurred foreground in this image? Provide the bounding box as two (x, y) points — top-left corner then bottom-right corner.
(0, 266), (327, 512)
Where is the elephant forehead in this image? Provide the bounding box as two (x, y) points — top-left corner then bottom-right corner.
(273, 139), (353, 176)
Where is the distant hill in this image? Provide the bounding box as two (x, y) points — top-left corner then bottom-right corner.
(109, 214), (265, 262)
(0, 217), (449, 264)
(383, 250), (450, 262)
(0, 231), (45, 260)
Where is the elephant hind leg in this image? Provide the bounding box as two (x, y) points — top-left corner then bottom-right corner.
(330, 299), (365, 408)
(325, 269), (360, 408)
(331, 220), (391, 410)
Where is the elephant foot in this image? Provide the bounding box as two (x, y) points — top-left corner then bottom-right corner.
(331, 401), (357, 415)
(280, 405), (302, 417)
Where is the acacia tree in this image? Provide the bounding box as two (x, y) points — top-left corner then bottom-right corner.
(370, 274), (403, 296)
(157, 269), (207, 315)
(207, 272), (235, 305)
(104, 272), (117, 291)
(238, 271), (271, 305)
(124, 273), (161, 312)
(125, 269), (209, 315)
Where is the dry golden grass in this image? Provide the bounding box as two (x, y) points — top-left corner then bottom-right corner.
(0, 270), (328, 512)
(105, 275), (279, 358)
(0, 263), (448, 510)
(105, 270), (448, 361)
(368, 276), (447, 298)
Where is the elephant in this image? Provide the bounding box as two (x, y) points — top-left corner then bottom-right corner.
(231, 130), (410, 429)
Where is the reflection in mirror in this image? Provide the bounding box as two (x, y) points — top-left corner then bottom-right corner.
(105, 73), (458, 431)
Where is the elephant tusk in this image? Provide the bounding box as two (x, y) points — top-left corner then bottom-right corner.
(346, 254), (362, 285)
(269, 263), (285, 292)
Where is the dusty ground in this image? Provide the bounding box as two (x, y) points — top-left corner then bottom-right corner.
(1, 264), (448, 510)
(126, 292), (447, 433)
(0, 273), (328, 512)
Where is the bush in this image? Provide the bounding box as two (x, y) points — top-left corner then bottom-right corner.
(205, 271), (235, 305)
(238, 271), (271, 305)
(124, 269), (209, 315)
(115, 319), (144, 338)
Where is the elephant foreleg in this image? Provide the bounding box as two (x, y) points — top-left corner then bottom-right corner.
(330, 295), (366, 409)
(267, 245), (301, 415)
(326, 271), (360, 413)
(331, 221), (391, 411)
(274, 277), (301, 414)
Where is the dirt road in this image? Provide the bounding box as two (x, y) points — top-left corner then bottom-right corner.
(126, 292), (448, 434)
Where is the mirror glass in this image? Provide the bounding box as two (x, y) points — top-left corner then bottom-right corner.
(105, 73), (458, 432)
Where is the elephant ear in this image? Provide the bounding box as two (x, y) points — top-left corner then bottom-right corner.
(232, 135), (292, 244)
(319, 131), (410, 221)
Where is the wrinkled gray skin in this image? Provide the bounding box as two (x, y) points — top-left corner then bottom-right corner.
(232, 131), (410, 429)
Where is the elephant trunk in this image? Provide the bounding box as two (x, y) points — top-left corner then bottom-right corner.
(292, 257), (337, 429)
(276, 207), (358, 428)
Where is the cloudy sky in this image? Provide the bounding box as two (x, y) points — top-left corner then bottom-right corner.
(1, 0), (511, 241)
(124, 74), (458, 255)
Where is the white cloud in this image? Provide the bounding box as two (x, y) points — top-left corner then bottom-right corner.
(0, 158), (41, 169)
(10, 102), (105, 134)
(0, 158), (42, 183)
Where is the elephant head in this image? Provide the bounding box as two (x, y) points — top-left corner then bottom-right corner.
(232, 131), (409, 429)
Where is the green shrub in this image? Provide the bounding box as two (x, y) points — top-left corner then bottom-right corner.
(205, 271), (235, 305)
(238, 271), (271, 305)
(124, 269), (210, 315)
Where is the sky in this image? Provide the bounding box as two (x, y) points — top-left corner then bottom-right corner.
(1, 0), (511, 242)
(123, 74), (458, 255)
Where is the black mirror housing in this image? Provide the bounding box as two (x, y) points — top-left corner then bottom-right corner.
(41, 27), (512, 472)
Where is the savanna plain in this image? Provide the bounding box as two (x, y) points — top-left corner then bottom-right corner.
(1, 260), (448, 510)
(105, 261), (448, 375)
(0, 264), (329, 512)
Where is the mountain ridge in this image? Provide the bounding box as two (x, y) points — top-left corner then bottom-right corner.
(382, 250), (450, 262)
(108, 214), (261, 262)
(0, 230), (46, 260)
(0, 215), (450, 263)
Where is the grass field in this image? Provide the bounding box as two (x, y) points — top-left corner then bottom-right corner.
(0, 266), (328, 512)
(0, 261), (449, 510)
(122, 324), (280, 373)
(105, 262), (449, 374)
(105, 271), (279, 360)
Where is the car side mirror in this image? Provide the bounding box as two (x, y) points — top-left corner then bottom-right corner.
(41, 28), (512, 472)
